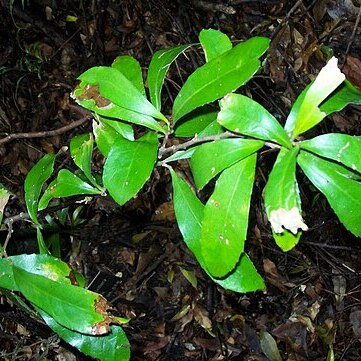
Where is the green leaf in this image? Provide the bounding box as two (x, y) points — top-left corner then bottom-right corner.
(217, 94), (291, 147)
(70, 133), (99, 187)
(199, 28), (232, 62)
(171, 170), (265, 292)
(0, 183), (11, 224)
(13, 266), (120, 335)
(174, 105), (218, 137)
(170, 170), (204, 258)
(39, 310), (130, 361)
(200, 154), (257, 277)
(287, 57), (345, 138)
(148, 45), (191, 111)
(0, 258), (17, 291)
(320, 80), (361, 115)
(264, 148), (308, 247)
(38, 179), (56, 211)
(0, 253), (86, 292)
(74, 66), (167, 122)
(93, 117), (134, 157)
(198, 120), (225, 137)
(272, 229), (302, 253)
(112, 55), (145, 96)
(75, 93), (165, 133)
(173, 36), (270, 122)
(47, 169), (102, 198)
(103, 132), (158, 206)
(216, 253), (265, 292)
(98, 117), (134, 141)
(300, 134), (361, 174)
(191, 138), (264, 190)
(297, 150), (361, 237)
(24, 153), (56, 224)
(36, 227), (50, 255)
(162, 147), (198, 163)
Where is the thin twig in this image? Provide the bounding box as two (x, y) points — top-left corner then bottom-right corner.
(158, 131), (236, 158)
(345, 5), (361, 57)
(158, 131), (281, 161)
(2, 212), (32, 254)
(0, 106), (92, 146)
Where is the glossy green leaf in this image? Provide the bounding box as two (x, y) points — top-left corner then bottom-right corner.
(162, 147), (198, 163)
(38, 179), (56, 211)
(0, 258), (17, 291)
(200, 154), (257, 277)
(103, 132), (158, 206)
(36, 227), (50, 255)
(98, 117), (134, 141)
(284, 84), (309, 136)
(47, 169), (102, 198)
(300, 134), (361, 174)
(174, 105), (218, 137)
(93, 117), (134, 157)
(70, 133), (99, 187)
(75, 94), (165, 133)
(320, 80), (361, 115)
(24, 153), (56, 224)
(112, 55), (145, 96)
(39, 310), (130, 361)
(287, 57), (345, 138)
(13, 266), (120, 335)
(272, 229), (302, 253)
(198, 120), (225, 137)
(298, 151), (361, 236)
(173, 36), (270, 121)
(0, 253), (83, 292)
(170, 170), (204, 258)
(148, 44), (191, 111)
(199, 28), (232, 62)
(74, 66), (167, 122)
(217, 94), (291, 147)
(264, 148), (307, 249)
(171, 170), (265, 292)
(216, 253), (265, 292)
(191, 138), (264, 190)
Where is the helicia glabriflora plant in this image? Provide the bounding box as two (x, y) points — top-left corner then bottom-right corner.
(0, 28), (361, 361)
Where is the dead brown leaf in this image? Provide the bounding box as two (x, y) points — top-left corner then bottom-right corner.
(342, 55), (361, 89)
(263, 258), (293, 292)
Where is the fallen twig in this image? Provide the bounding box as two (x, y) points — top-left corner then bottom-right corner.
(0, 105), (92, 146)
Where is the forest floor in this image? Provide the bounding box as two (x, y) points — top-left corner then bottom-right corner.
(1, 0), (361, 360)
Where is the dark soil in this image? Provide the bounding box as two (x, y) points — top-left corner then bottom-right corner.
(1, 0), (361, 360)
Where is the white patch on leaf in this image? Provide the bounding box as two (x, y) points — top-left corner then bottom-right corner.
(269, 207), (308, 235)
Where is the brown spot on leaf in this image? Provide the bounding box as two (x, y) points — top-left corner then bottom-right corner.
(76, 84), (111, 108)
(94, 295), (114, 314)
(66, 270), (79, 286)
(91, 295), (122, 335)
(91, 319), (111, 335)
